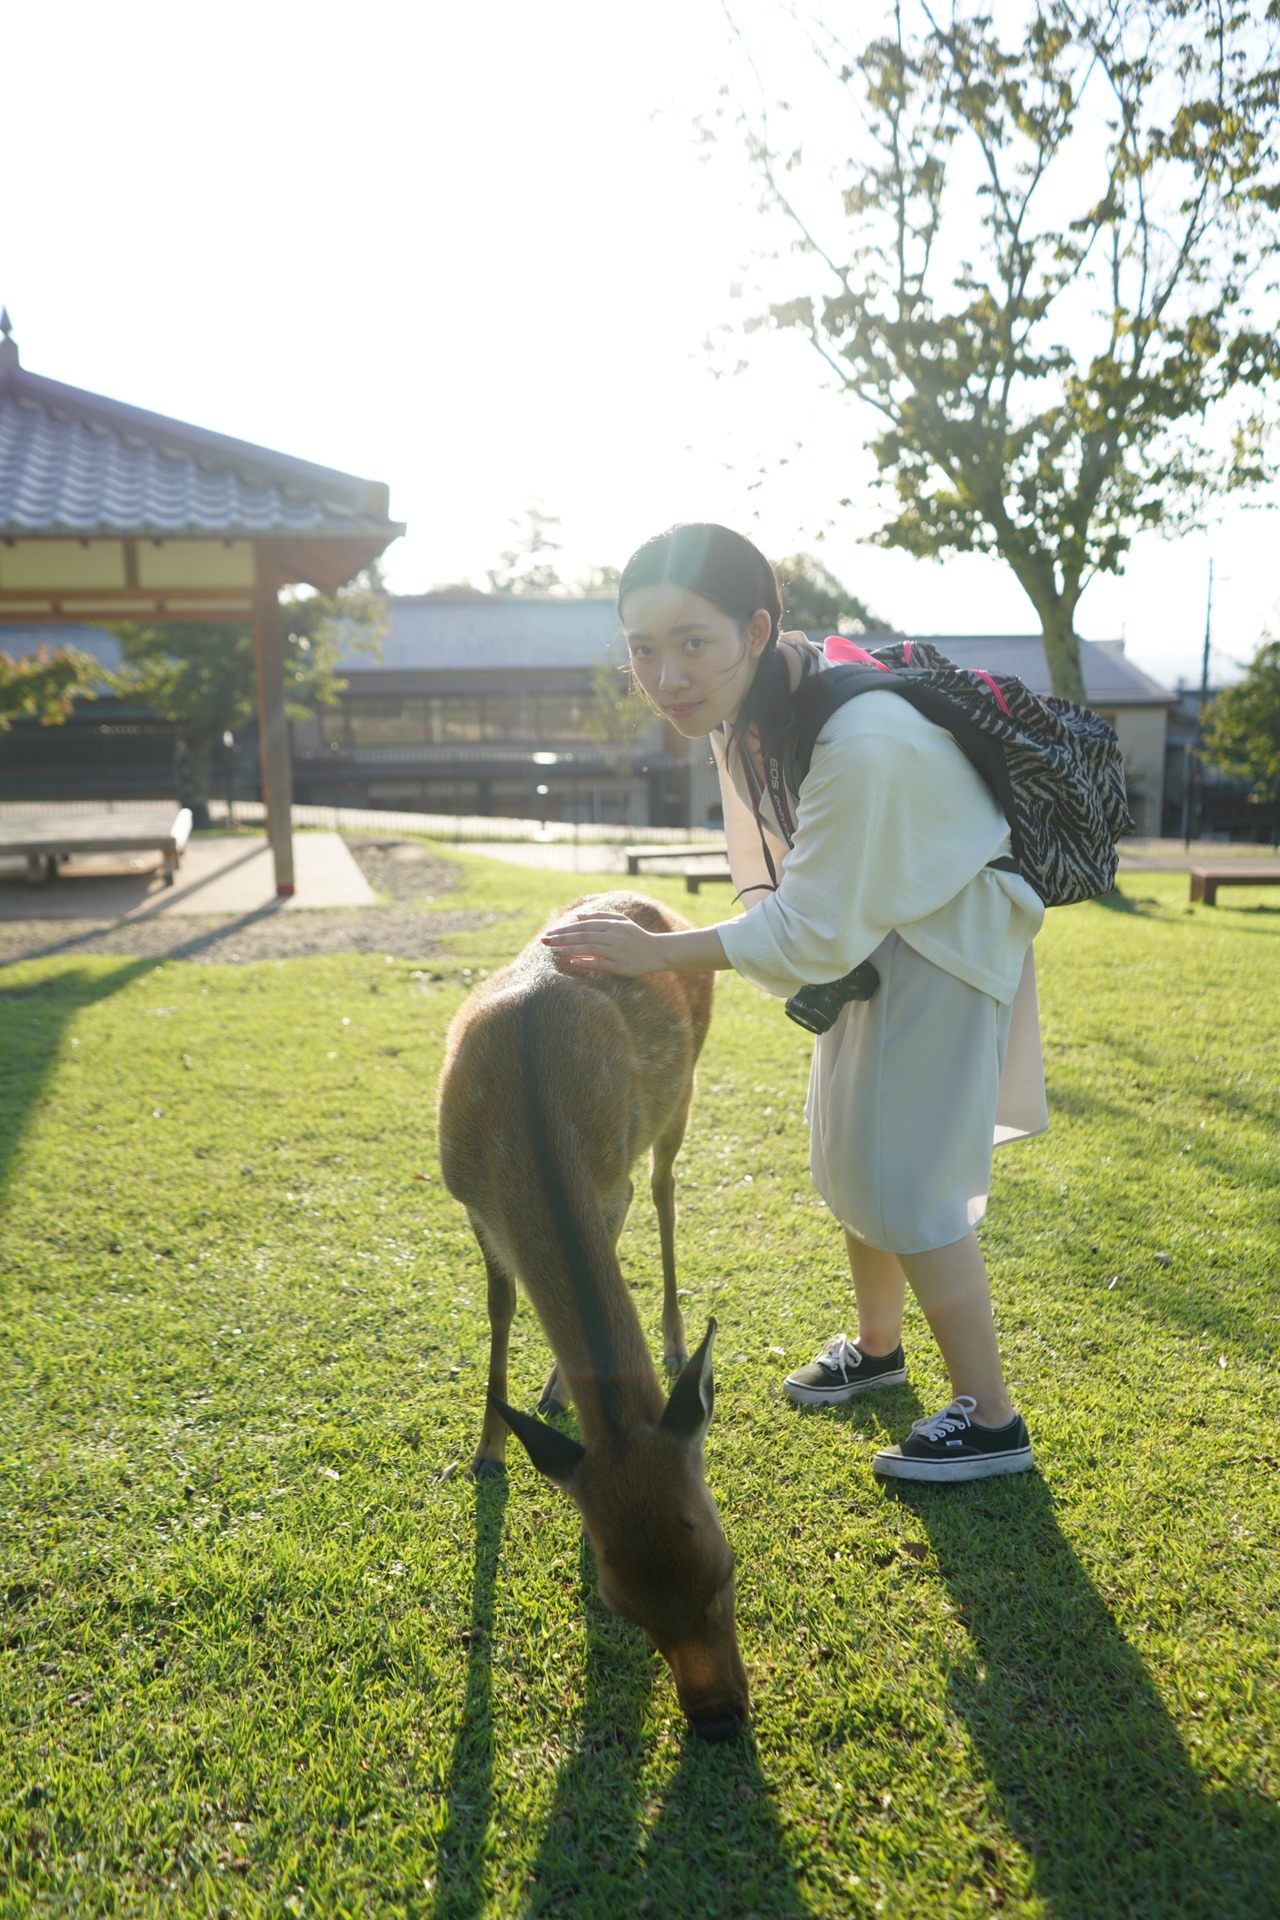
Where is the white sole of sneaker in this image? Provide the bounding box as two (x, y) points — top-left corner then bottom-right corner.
(784, 1366), (907, 1406)
(872, 1445), (1034, 1481)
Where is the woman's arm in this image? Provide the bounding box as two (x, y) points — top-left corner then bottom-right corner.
(540, 912), (731, 976)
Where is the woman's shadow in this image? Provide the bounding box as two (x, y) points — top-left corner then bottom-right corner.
(891, 1473), (1278, 1918)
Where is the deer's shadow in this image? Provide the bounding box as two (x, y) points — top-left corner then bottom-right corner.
(428, 1490), (811, 1919)
(523, 1536), (811, 1918)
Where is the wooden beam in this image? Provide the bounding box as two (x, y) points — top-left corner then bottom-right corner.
(252, 557), (295, 897)
(0, 589), (255, 619)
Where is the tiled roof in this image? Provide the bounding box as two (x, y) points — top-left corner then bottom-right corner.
(342, 601), (1173, 704)
(899, 635), (1175, 706)
(0, 343), (400, 542)
(343, 592), (624, 672)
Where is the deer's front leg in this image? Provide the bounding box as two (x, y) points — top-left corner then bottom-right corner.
(471, 1225), (517, 1479)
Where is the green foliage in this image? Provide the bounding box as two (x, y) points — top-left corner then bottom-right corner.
(582, 656), (644, 742)
(486, 506), (567, 595)
(1, 859), (1278, 1915)
(1202, 639), (1280, 807)
(774, 552), (894, 634)
(736, 2), (1280, 698)
(0, 643), (102, 729)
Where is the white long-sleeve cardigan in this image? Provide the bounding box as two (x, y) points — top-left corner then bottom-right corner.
(710, 688), (1045, 1002)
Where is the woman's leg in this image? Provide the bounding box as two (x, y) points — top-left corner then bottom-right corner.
(897, 1231), (1014, 1428)
(844, 1232), (906, 1357)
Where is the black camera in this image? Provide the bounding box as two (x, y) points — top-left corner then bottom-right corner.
(784, 959), (881, 1034)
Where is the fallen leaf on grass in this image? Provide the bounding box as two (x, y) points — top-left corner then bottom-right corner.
(901, 1540), (928, 1562)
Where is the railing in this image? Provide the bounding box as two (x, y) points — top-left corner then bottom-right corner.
(205, 799), (723, 847)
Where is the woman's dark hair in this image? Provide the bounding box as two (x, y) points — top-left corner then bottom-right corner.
(617, 523), (795, 763)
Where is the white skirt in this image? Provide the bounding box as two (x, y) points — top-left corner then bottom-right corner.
(805, 934), (1047, 1255)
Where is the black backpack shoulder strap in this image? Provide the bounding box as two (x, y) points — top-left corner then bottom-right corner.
(785, 665), (1027, 870)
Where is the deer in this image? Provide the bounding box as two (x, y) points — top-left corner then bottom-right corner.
(436, 890), (748, 1741)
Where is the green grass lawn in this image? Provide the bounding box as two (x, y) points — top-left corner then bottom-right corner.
(2, 859), (1277, 1919)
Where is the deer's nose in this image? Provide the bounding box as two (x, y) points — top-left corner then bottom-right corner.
(690, 1708), (744, 1743)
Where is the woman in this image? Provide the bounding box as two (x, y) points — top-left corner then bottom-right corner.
(541, 524), (1048, 1482)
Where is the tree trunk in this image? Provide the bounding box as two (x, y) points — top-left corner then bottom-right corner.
(1039, 602), (1087, 704)
(174, 735), (212, 831)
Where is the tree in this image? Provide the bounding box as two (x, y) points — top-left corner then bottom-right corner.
(731, 1), (1280, 698)
(0, 644), (102, 729)
(1201, 639), (1280, 828)
(486, 505), (567, 594)
(110, 569), (385, 827)
(774, 552), (894, 633)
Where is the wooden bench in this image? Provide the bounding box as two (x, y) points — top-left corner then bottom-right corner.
(0, 807), (194, 887)
(1190, 863), (1280, 906)
(624, 840), (727, 876)
(683, 863), (735, 895)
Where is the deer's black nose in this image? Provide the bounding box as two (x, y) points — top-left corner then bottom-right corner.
(691, 1709), (744, 1743)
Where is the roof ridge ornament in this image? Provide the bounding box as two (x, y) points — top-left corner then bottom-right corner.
(0, 308), (17, 367)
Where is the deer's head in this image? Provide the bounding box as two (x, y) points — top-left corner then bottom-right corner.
(493, 1320), (748, 1740)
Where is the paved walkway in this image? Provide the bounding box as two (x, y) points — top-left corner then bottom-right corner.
(456, 834), (1280, 876)
(0, 832), (373, 920)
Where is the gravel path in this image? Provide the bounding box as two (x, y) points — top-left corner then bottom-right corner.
(0, 839), (512, 966)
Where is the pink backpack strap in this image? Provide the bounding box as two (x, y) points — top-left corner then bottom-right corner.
(823, 635), (892, 670)
(968, 668), (1012, 715)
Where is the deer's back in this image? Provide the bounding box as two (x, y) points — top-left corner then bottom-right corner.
(437, 892), (711, 1218)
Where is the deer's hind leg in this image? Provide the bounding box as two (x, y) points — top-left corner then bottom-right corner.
(470, 1220), (518, 1479)
(652, 1109), (691, 1372)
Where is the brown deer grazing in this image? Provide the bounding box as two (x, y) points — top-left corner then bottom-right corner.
(436, 890), (748, 1740)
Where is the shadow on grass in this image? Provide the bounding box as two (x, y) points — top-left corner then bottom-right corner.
(1090, 889), (1165, 917)
(523, 1537), (812, 1918)
(427, 1474), (509, 1920)
(0, 958), (154, 1198)
(0, 904), (296, 1201)
(893, 1473), (1278, 1920)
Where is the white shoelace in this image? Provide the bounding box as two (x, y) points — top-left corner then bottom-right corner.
(908, 1394), (978, 1441)
(818, 1332), (863, 1377)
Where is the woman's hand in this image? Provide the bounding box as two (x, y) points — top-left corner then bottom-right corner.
(541, 912), (663, 976)
(541, 913), (732, 977)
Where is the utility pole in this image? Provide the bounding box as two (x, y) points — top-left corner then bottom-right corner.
(1188, 559), (1214, 845)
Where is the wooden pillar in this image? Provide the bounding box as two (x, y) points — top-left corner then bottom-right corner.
(252, 555), (295, 896)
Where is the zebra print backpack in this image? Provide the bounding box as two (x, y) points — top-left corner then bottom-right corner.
(784, 637), (1135, 908)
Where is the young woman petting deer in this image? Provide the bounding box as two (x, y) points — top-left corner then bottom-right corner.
(437, 890), (749, 1742)
(541, 524), (1050, 1484)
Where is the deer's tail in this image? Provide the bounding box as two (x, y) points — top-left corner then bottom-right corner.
(509, 983), (659, 1426)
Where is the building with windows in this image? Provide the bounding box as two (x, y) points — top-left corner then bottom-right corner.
(288, 590), (691, 826)
(1, 598), (1177, 835)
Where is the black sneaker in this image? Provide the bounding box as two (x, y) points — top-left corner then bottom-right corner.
(784, 1332), (907, 1406)
(873, 1395), (1034, 1482)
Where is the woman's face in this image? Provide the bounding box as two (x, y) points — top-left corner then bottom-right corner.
(621, 584), (772, 737)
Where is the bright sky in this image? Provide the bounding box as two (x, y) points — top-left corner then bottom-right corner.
(4, 0), (1275, 688)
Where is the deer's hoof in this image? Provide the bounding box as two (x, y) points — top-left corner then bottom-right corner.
(537, 1389), (567, 1417)
(470, 1455), (506, 1481)
(664, 1350), (689, 1374)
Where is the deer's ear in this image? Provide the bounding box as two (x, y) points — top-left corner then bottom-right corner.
(491, 1395), (586, 1489)
(659, 1317), (716, 1449)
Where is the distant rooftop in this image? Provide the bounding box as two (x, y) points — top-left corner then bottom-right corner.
(0, 599), (1177, 707)
(898, 634), (1175, 706)
(341, 592), (623, 672)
